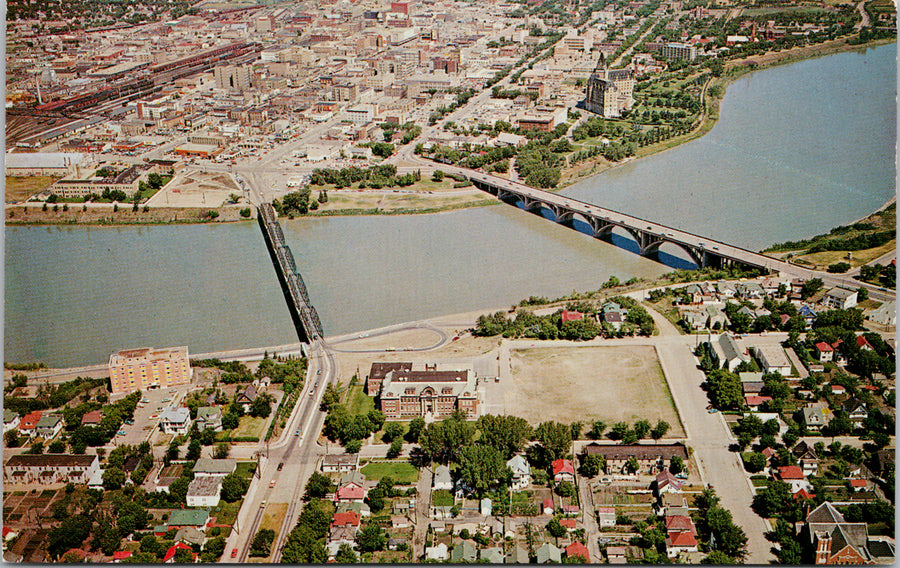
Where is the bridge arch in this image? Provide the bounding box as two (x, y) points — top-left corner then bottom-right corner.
(641, 239), (703, 268)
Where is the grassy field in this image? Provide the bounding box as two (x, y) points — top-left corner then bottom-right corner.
(361, 461), (419, 484)
(432, 489), (454, 507)
(787, 239), (896, 270)
(506, 346), (684, 435)
(234, 461), (258, 480)
(5, 176), (59, 201)
(346, 385), (375, 416)
(232, 416), (267, 440)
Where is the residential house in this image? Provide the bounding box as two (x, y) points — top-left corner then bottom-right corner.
(716, 281), (737, 298)
(425, 543), (449, 561)
(583, 443), (689, 474)
(560, 518), (577, 531)
(705, 305), (729, 329)
(4, 454), (99, 485)
(195, 407), (222, 431)
(815, 342), (834, 362)
(755, 345), (793, 375)
(665, 515), (697, 537)
(561, 310), (584, 322)
(841, 399), (868, 428)
(507, 455), (532, 490)
(822, 288), (857, 310)
(34, 415), (64, 440)
(606, 546), (628, 564)
(80, 410), (103, 428)
(799, 305), (818, 327)
(450, 541), (477, 563)
(186, 475), (224, 507)
(805, 502), (881, 564)
(339, 501), (372, 518)
(566, 542), (590, 562)
(711, 334), (749, 372)
(658, 493), (688, 517)
(855, 335), (874, 351)
(745, 395), (773, 412)
(3, 410), (20, 433)
(174, 527), (206, 549)
(597, 506), (616, 527)
(537, 543), (562, 564)
(336, 471), (367, 503)
(552, 459), (575, 483)
(162, 543), (195, 563)
(665, 529), (698, 558)
(18, 411), (42, 437)
(680, 309), (706, 331)
(542, 497), (554, 515)
(802, 405), (831, 432)
(480, 498), (492, 516)
(481, 547), (505, 563)
(656, 470), (683, 494)
(328, 511), (360, 548)
(159, 407), (192, 435)
(740, 372), (765, 395)
(603, 311), (624, 330)
(390, 515), (410, 529)
(236, 384), (258, 412)
(777, 465), (811, 493)
(166, 510), (209, 531)
(507, 545), (531, 564)
(867, 301), (896, 326)
(322, 453), (360, 473)
(433, 465), (452, 490)
(737, 282), (764, 299)
(387, 537), (408, 551)
(848, 479), (869, 492)
(193, 458), (236, 477)
(792, 441), (820, 476)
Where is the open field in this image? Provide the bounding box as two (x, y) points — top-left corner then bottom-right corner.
(505, 346), (684, 434)
(232, 416), (267, 440)
(779, 240), (896, 270)
(346, 384), (376, 416)
(5, 176), (60, 201)
(360, 461), (419, 484)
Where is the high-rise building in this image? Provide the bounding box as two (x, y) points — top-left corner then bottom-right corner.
(583, 56), (634, 118)
(109, 346), (192, 394)
(214, 64), (252, 92)
(659, 42), (697, 62)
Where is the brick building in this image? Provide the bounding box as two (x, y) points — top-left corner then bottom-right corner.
(378, 365), (479, 420)
(108, 346), (192, 395)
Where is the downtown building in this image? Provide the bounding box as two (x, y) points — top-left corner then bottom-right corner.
(109, 346), (192, 395)
(583, 57), (634, 118)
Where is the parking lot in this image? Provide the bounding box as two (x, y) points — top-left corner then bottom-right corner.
(112, 384), (193, 447)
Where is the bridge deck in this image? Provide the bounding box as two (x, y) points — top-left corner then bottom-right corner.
(467, 171), (777, 272)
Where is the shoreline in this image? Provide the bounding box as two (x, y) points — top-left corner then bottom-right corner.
(7, 38), (894, 228)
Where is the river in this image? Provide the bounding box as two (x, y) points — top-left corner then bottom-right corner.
(5, 44), (896, 367)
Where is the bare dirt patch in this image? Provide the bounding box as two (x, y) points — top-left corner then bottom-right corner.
(505, 346), (684, 433)
(5, 176), (60, 202)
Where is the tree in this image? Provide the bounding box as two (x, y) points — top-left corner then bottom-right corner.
(742, 452), (767, 473)
(221, 472), (249, 502)
(801, 278), (824, 300)
(857, 287), (869, 301)
(140, 535), (161, 555)
(304, 472), (335, 500)
(579, 453), (605, 478)
(382, 422), (405, 443)
(356, 522), (386, 552)
(706, 369), (743, 410)
(214, 443), (230, 459)
(651, 420), (670, 440)
(477, 414), (533, 458)
(588, 420), (607, 439)
(387, 438), (403, 458)
(534, 421), (573, 465)
(249, 394), (272, 418)
(546, 516), (567, 538)
(250, 528), (275, 557)
(103, 466), (126, 490)
(458, 444), (509, 496)
(432, 170), (445, 182)
(669, 455), (684, 475)
(702, 550), (737, 564)
(625, 456), (640, 474)
(418, 412), (475, 463)
(633, 419), (651, 439)
(48, 514), (92, 559)
(335, 543), (357, 563)
(406, 417), (426, 442)
(186, 438), (202, 461)
(555, 481), (576, 498)
(752, 480), (794, 518)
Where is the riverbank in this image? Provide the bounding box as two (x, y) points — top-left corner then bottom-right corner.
(559, 35), (897, 187)
(4, 203), (253, 225)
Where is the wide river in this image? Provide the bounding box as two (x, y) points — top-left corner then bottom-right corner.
(5, 44), (896, 367)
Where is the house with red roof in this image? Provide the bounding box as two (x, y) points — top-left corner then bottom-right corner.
(565, 542), (590, 562)
(814, 342), (834, 362)
(848, 478), (869, 492)
(335, 471), (367, 503)
(542, 497), (554, 515)
(561, 504), (580, 515)
(81, 410), (103, 427)
(778, 465), (811, 493)
(665, 529), (698, 558)
(561, 310), (584, 323)
(551, 459), (575, 483)
(656, 470), (683, 495)
(112, 551), (133, 562)
(745, 395), (773, 411)
(792, 488), (816, 501)
(163, 542), (195, 563)
(18, 411), (42, 436)
(855, 335), (874, 351)
(560, 518), (577, 530)
(830, 384), (846, 395)
(331, 511), (361, 528)
(665, 515), (697, 535)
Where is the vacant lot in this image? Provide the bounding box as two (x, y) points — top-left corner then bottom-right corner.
(232, 416), (267, 440)
(506, 346), (684, 435)
(361, 461), (419, 484)
(6, 176), (60, 201)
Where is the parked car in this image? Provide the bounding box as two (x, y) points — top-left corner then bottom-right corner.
(231, 549), (238, 558)
(277, 462), (284, 471)
(295, 429), (302, 436)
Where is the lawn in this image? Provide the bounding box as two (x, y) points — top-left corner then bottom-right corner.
(505, 346), (684, 435)
(212, 500), (241, 527)
(432, 490), (454, 507)
(361, 461), (419, 484)
(231, 416), (267, 440)
(5, 176), (60, 201)
(346, 385), (375, 416)
(234, 461), (258, 480)
(794, 240), (896, 270)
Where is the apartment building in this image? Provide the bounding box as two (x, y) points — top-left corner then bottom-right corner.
(108, 346), (192, 395)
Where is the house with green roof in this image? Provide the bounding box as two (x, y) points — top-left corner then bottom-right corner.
(166, 509), (209, 530)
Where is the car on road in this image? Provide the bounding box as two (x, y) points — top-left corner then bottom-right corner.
(277, 462), (284, 471)
(295, 429), (302, 436)
(316, 369), (322, 375)
(270, 479), (276, 488)
(124, 419), (134, 425)
(706, 405), (718, 414)
(150, 414), (158, 419)
(231, 549), (238, 558)
(260, 501), (266, 507)
(117, 430), (127, 436)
